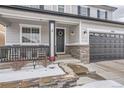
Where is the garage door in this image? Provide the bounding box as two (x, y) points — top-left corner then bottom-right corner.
(90, 32), (124, 62)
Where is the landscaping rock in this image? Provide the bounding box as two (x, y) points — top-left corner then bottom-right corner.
(67, 63), (89, 75)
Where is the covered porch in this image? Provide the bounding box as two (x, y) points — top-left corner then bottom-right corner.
(1, 15), (80, 61)
(0, 10), (89, 63)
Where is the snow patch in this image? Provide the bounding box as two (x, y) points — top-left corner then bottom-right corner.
(0, 64), (65, 82)
(75, 80), (124, 88)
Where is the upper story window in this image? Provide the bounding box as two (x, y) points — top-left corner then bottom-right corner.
(58, 5), (65, 12)
(20, 24), (41, 45)
(97, 10), (108, 19)
(78, 6), (90, 17)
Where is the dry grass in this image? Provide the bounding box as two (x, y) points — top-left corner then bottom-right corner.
(10, 61), (27, 71)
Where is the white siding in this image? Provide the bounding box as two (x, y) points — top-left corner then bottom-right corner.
(65, 5), (71, 14)
(21, 5), (113, 20)
(68, 25), (79, 44)
(44, 5), (53, 11)
(53, 5), (57, 11)
(90, 7), (97, 18)
(71, 5), (78, 15)
(107, 11), (113, 20)
(89, 6), (113, 20)
(6, 23), (20, 45)
(21, 5), (40, 9)
(6, 20), (49, 46)
(81, 21), (124, 45)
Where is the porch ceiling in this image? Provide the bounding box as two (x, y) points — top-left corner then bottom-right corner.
(0, 16), (11, 26)
(0, 17), (79, 27)
(0, 13), (79, 25)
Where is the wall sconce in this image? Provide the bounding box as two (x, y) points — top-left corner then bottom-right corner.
(111, 30), (115, 33)
(70, 31), (75, 36)
(84, 30), (87, 34)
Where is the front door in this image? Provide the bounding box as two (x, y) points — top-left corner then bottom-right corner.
(56, 28), (65, 54)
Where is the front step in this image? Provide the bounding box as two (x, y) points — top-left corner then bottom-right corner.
(56, 54), (72, 60)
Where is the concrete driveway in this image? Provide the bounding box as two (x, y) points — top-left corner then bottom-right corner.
(84, 59), (124, 85)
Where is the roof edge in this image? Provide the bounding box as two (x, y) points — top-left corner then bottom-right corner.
(0, 5), (124, 26)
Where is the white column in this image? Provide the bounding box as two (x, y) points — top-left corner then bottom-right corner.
(79, 21), (89, 45)
(49, 20), (55, 61)
(79, 21), (82, 44)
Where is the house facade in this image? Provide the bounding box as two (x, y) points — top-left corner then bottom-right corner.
(0, 5), (124, 63)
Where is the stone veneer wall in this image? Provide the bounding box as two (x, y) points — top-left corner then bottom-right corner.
(66, 45), (89, 64)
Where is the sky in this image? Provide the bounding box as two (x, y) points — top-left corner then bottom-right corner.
(113, 5), (124, 22)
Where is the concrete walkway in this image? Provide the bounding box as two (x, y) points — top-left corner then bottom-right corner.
(84, 59), (124, 85)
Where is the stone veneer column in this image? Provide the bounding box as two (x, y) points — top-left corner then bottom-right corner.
(80, 45), (89, 64)
(66, 45), (89, 64)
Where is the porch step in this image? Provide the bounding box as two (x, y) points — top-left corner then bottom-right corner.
(56, 54), (72, 60)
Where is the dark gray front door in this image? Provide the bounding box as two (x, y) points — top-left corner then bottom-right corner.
(56, 28), (65, 53)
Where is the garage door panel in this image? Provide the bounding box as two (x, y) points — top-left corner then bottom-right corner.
(90, 32), (124, 62)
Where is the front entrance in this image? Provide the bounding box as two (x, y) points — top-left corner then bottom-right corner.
(56, 28), (65, 54)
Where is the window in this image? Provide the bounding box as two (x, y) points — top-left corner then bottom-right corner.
(58, 5), (64, 12)
(120, 35), (123, 39)
(20, 25), (41, 45)
(115, 35), (119, 38)
(97, 10), (107, 19)
(105, 11), (108, 19)
(79, 6), (90, 16)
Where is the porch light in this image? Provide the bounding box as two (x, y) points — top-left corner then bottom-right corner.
(84, 31), (87, 34)
(70, 31), (75, 36)
(111, 30), (115, 33)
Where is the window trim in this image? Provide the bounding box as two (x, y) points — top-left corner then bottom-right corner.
(97, 10), (100, 18)
(78, 6), (90, 17)
(105, 11), (108, 19)
(97, 9), (107, 19)
(57, 5), (66, 13)
(87, 8), (90, 17)
(20, 24), (41, 45)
